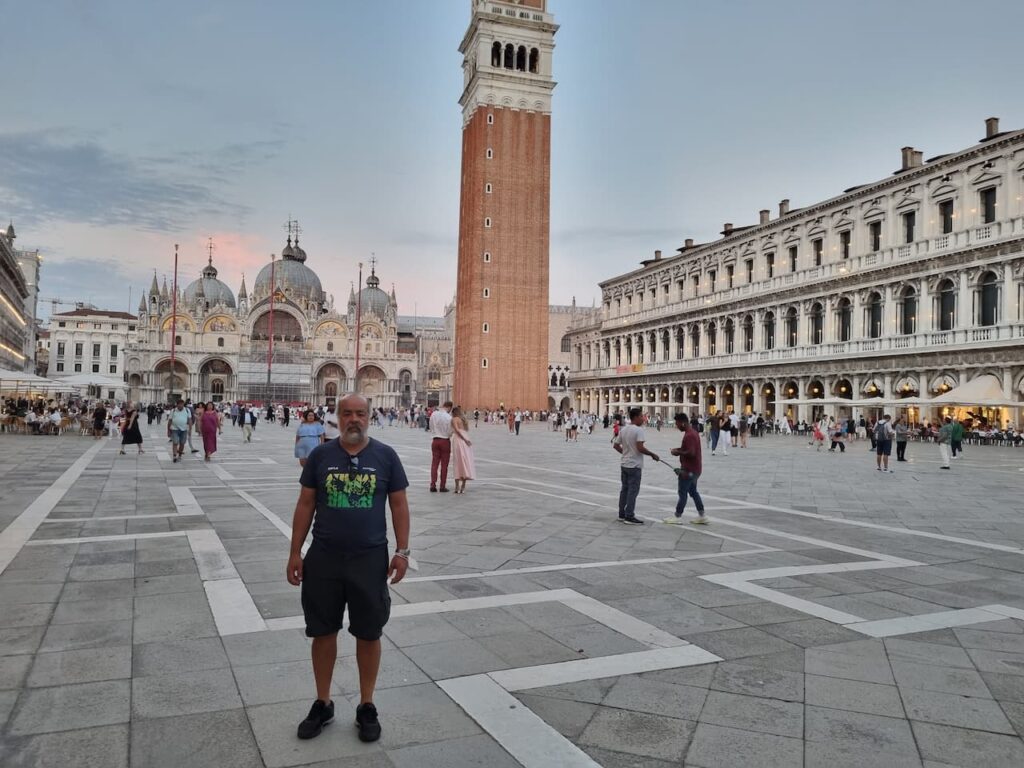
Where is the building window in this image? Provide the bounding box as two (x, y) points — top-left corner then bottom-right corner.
(742, 315), (753, 351)
(788, 246), (798, 273)
(691, 275), (699, 295)
(745, 259), (754, 284)
(812, 238), (823, 266)
(938, 279), (956, 330)
(706, 323), (716, 356)
(484, 217), (491, 228)
(840, 230), (851, 259)
(903, 211), (916, 243)
(483, 251), (491, 262)
(217, 337), (225, 348)
(128, 325), (136, 331)
(690, 327), (699, 357)
(175, 335), (182, 345)
(482, 323), (489, 333)
(560, 334), (570, 352)
(765, 253), (775, 278)
(485, 183), (492, 194)
(785, 307), (798, 347)
(837, 298), (852, 341)
(57, 342), (65, 356)
(938, 200), (954, 234)
(75, 343), (83, 357)
(708, 270), (716, 293)
(92, 364), (99, 373)
(92, 343), (101, 357)
(481, 358), (488, 368)
(979, 271), (999, 326)
(529, 47), (539, 73)
(483, 288), (490, 298)
(58, 321), (66, 328)
(491, 41), (501, 66)
(866, 292), (883, 338)
(724, 319), (734, 353)
(900, 287), (917, 335)
(810, 303), (824, 344)
(110, 344), (118, 357)
(326, 341), (333, 352)
(487, 113), (494, 125)
(980, 187), (996, 224)
(486, 148), (493, 159)
(763, 312), (776, 350)
(93, 323), (101, 330)
(109, 365), (117, 374)
(74, 363), (81, 372)
(56, 362), (64, 372)
(869, 220), (882, 251)
(726, 264), (734, 288)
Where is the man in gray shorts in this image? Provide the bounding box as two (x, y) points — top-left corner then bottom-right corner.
(287, 393), (411, 742)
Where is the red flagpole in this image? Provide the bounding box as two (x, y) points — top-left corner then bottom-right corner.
(169, 244), (179, 401)
(354, 262), (363, 393)
(266, 253), (275, 403)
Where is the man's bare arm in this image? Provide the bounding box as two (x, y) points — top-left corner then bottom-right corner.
(387, 489), (411, 584)
(286, 486), (316, 585)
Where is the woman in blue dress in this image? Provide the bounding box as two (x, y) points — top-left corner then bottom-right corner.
(294, 409), (325, 466)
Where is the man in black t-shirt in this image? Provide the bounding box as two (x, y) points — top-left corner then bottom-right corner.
(287, 393), (411, 743)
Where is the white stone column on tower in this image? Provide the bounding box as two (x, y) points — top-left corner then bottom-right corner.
(852, 293), (864, 339)
(883, 284), (897, 338)
(1002, 262), (1015, 325)
(958, 271), (972, 328)
(918, 279), (931, 333)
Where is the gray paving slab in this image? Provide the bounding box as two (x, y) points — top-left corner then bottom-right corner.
(129, 709), (263, 768)
(8, 679), (131, 735)
(0, 724), (129, 768)
(698, 689), (803, 737)
(684, 722), (803, 768)
(387, 734), (520, 768)
(578, 706), (694, 762)
(27, 645), (132, 687)
(912, 721), (1024, 768)
(131, 667), (243, 718)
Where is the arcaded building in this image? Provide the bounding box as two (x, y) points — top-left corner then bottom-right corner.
(453, 0), (557, 412)
(569, 119), (1024, 426)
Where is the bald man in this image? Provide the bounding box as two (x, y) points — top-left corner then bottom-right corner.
(287, 393), (411, 743)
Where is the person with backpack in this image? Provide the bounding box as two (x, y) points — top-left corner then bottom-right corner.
(874, 414), (895, 472)
(950, 418), (965, 459)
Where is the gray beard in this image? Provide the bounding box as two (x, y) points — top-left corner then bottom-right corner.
(342, 428), (365, 445)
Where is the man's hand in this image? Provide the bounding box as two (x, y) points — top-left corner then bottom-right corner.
(286, 552), (303, 586)
(670, 448), (681, 456)
(649, 453), (660, 463)
(387, 555), (408, 585)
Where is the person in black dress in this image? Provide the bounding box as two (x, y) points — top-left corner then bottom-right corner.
(119, 404), (145, 455)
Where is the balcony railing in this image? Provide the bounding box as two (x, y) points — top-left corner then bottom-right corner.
(574, 322), (1024, 379)
(599, 217), (1023, 329)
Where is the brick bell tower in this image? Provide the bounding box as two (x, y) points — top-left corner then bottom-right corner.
(453, 0), (557, 411)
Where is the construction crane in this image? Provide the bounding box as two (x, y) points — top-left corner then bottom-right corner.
(39, 297), (96, 315)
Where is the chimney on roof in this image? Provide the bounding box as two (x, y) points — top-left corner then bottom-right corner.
(759, 209), (770, 225)
(912, 149), (924, 167)
(653, 249), (662, 260)
(985, 116), (1000, 138)
(900, 146), (923, 170)
(723, 223), (733, 236)
(684, 238), (694, 249)
(779, 199), (790, 216)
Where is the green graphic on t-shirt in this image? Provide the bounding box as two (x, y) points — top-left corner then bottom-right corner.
(324, 472), (376, 509)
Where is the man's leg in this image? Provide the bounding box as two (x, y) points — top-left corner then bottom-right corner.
(439, 440), (451, 489)
(355, 638), (381, 704)
(689, 474), (706, 519)
(311, 634), (338, 702)
(675, 473), (688, 518)
(624, 469), (642, 519)
(939, 443), (950, 468)
(618, 468), (628, 518)
(430, 440), (440, 488)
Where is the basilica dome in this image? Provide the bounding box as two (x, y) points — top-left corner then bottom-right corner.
(254, 237), (324, 304)
(184, 262), (236, 308)
(355, 269), (392, 318)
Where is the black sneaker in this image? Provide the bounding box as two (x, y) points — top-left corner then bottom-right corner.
(297, 699), (334, 740)
(622, 517), (644, 525)
(355, 702), (381, 742)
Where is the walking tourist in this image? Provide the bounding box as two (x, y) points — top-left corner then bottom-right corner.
(92, 401), (107, 439)
(895, 417), (909, 461)
(295, 409), (326, 467)
(243, 407), (257, 442)
(612, 406), (660, 525)
(167, 400), (191, 463)
(119, 404), (144, 455)
(200, 401), (221, 461)
(286, 394), (410, 743)
(451, 406), (475, 494)
(514, 407), (523, 435)
(667, 412), (706, 525)
(950, 417), (965, 459)
(429, 401), (453, 492)
(874, 413), (895, 472)
(938, 416), (953, 469)
(185, 401), (200, 454)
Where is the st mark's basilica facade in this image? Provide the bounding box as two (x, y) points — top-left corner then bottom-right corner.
(125, 234), (420, 408)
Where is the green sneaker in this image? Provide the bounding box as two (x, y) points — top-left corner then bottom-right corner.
(690, 516), (709, 525)
(663, 516), (683, 525)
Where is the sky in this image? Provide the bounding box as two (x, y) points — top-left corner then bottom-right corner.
(3, 0), (1023, 322)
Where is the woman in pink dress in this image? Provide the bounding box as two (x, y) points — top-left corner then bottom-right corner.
(200, 401), (221, 460)
(451, 406), (475, 494)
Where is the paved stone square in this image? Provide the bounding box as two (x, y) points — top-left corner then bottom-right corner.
(1, 419), (1023, 767)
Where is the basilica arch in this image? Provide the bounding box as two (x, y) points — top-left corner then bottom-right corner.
(199, 357), (234, 403)
(315, 363), (348, 406)
(357, 365), (388, 404)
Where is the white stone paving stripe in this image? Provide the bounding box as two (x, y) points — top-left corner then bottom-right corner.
(206, 463), (235, 481)
(204, 578), (268, 635)
(186, 529), (240, 580)
(169, 486), (203, 516)
(487, 644), (722, 692)
(0, 439), (107, 573)
(235, 488), (296, 540)
(39, 511), (204, 523)
(702, 574), (866, 624)
(26, 531), (187, 546)
(438, 675), (601, 768)
(844, 607), (1010, 638)
(391, 588), (579, 618)
(560, 594), (688, 648)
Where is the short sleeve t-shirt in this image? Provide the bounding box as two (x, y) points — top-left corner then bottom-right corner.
(618, 424), (646, 469)
(299, 437), (409, 552)
(168, 408), (189, 431)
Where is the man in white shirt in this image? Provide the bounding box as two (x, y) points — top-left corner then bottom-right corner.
(429, 401), (453, 492)
(612, 407), (660, 525)
(323, 409), (340, 441)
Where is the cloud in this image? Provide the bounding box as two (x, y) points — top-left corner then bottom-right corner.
(0, 132), (284, 233)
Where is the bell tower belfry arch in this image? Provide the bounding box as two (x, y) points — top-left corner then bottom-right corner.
(453, 0), (557, 411)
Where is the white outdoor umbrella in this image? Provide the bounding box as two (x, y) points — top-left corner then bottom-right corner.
(57, 372), (127, 390)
